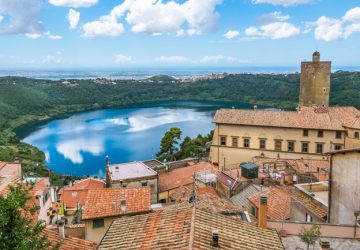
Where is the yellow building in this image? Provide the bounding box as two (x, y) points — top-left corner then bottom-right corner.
(210, 52), (360, 170)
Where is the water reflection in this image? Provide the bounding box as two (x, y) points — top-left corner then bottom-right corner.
(21, 102), (219, 176)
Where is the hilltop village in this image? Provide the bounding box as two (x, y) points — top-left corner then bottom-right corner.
(1, 52), (360, 249)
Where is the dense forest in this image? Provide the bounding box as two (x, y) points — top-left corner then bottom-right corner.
(0, 71), (359, 180)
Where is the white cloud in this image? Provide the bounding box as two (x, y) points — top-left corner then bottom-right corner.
(0, 16), (3, 23)
(245, 22), (300, 39)
(25, 31), (62, 40)
(0, 0), (43, 36)
(223, 30), (240, 39)
(82, 0), (222, 37)
(44, 31), (63, 40)
(308, 7), (360, 42)
(68, 9), (80, 29)
(343, 7), (360, 23)
(257, 11), (289, 24)
(48, 0), (98, 8)
(83, 19), (125, 37)
(115, 54), (132, 63)
(155, 56), (189, 64)
(252, 0), (313, 6)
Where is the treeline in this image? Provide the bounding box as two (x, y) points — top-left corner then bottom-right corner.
(1, 71), (360, 177)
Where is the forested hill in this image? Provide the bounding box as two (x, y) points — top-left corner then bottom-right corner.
(1, 70), (360, 135)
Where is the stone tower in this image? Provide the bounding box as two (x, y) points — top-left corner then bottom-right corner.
(299, 51), (331, 107)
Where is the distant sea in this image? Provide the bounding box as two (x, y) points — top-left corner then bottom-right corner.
(0, 66), (359, 80)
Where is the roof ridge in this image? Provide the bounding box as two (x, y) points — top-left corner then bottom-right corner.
(188, 206), (196, 250)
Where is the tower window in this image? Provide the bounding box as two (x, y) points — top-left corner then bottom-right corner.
(355, 132), (359, 139)
(334, 145), (342, 150)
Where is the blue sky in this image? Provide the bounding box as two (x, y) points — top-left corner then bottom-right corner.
(0, 0), (359, 69)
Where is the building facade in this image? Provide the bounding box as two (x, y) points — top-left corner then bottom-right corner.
(209, 52), (360, 169)
(328, 148), (360, 225)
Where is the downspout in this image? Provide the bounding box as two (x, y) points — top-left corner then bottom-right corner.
(217, 124), (220, 167)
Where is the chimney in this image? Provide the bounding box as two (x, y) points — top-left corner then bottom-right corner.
(253, 105), (257, 111)
(211, 229), (219, 247)
(320, 240), (330, 250)
(57, 219), (65, 240)
(258, 195), (268, 229)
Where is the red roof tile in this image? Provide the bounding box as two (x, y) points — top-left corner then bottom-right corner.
(82, 187), (151, 220)
(213, 106), (360, 131)
(60, 179), (106, 208)
(43, 228), (97, 250)
(248, 187), (291, 220)
(158, 162), (213, 192)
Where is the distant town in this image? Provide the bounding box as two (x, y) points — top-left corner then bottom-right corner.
(1, 52), (360, 249)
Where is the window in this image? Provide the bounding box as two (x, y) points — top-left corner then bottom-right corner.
(141, 182), (147, 187)
(303, 129), (309, 137)
(318, 130), (324, 138)
(243, 138), (250, 148)
(287, 141), (295, 152)
(306, 213), (312, 223)
(274, 140), (282, 151)
(232, 137), (238, 147)
(355, 132), (359, 139)
(301, 142), (309, 153)
(251, 206), (256, 217)
(93, 219), (104, 228)
(220, 136), (226, 146)
(336, 131), (342, 139)
(316, 143), (323, 154)
(259, 139), (266, 149)
(334, 144), (342, 150)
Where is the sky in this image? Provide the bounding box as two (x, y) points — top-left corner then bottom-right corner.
(0, 0), (359, 69)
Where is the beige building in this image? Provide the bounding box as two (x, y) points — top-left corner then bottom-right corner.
(82, 187), (151, 244)
(210, 52), (360, 169)
(328, 148), (360, 225)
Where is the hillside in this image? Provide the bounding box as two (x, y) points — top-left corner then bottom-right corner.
(0, 71), (360, 179)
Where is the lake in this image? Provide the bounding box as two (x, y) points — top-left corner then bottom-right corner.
(19, 101), (253, 177)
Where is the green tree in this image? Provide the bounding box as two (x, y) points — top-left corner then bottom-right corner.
(156, 127), (182, 161)
(0, 185), (55, 250)
(299, 225), (321, 250)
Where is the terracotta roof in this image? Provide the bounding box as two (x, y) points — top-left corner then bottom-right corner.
(70, 178), (106, 190)
(213, 106), (360, 131)
(98, 204), (284, 250)
(43, 228), (97, 250)
(289, 189), (328, 220)
(60, 178), (106, 208)
(0, 161), (7, 169)
(61, 190), (89, 208)
(82, 187), (151, 220)
(158, 162), (213, 192)
(248, 187), (291, 220)
(169, 185), (193, 203)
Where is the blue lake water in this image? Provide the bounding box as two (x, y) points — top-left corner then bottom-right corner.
(20, 101), (253, 177)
